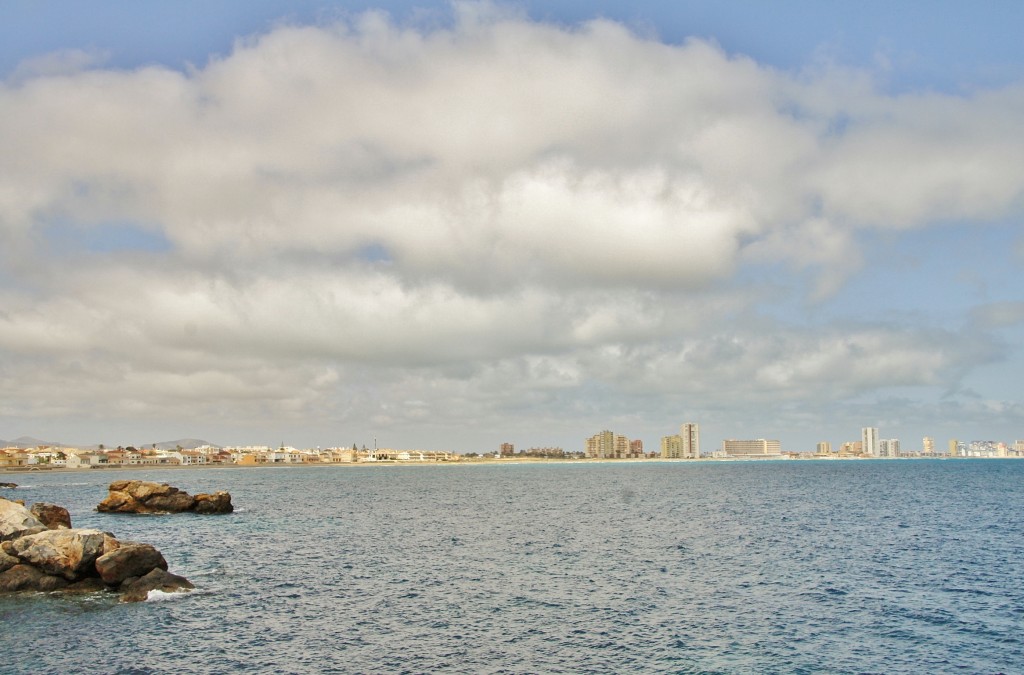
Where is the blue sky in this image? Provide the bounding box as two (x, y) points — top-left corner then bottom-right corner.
(1, 1), (1023, 452)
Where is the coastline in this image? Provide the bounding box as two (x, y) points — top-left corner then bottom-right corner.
(0, 454), (1000, 477)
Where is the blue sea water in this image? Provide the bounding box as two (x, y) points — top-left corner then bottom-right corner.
(2, 459), (1024, 674)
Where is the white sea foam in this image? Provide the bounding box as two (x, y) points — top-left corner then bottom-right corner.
(145, 589), (193, 602)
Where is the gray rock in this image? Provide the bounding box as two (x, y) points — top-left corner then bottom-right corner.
(7, 528), (106, 580)
(0, 498), (45, 542)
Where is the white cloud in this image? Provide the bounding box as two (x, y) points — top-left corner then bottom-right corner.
(1, 6), (1022, 448)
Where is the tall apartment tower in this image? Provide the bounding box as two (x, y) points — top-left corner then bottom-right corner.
(923, 437), (934, 455)
(879, 438), (900, 458)
(661, 435), (682, 458)
(861, 427), (879, 457)
(681, 423), (700, 459)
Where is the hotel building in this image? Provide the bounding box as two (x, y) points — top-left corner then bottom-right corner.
(721, 439), (782, 457)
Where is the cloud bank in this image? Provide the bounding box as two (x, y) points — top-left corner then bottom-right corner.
(1, 5), (1022, 449)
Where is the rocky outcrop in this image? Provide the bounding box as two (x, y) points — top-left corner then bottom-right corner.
(0, 496), (192, 602)
(0, 482), (16, 489)
(192, 491), (233, 514)
(97, 480), (233, 515)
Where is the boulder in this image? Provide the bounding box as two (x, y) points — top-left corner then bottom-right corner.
(95, 543), (168, 586)
(0, 498), (46, 541)
(0, 546), (19, 574)
(144, 491), (195, 513)
(30, 502), (72, 530)
(0, 482), (16, 488)
(119, 567), (194, 603)
(7, 528), (106, 580)
(193, 491), (233, 514)
(0, 564), (69, 592)
(97, 480), (229, 515)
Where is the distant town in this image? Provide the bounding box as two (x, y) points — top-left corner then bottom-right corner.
(2, 423), (1022, 471)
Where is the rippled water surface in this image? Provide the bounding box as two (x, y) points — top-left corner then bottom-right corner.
(3, 459), (1024, 673)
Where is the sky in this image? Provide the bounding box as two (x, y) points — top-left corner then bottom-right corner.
(1, 1), (1023, 453)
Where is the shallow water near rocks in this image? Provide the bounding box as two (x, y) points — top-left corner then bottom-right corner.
(3, 459), (1023, 674)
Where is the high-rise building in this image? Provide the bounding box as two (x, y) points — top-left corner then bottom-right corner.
(661, 435), (683, 459)
(922, 437), (934, 455)
(879, 438), (900, 458)
(585, 430), (633, 459)
(629, 439), (644, 457)
(948, 439), (959, 457)
(816, 441), (832, 455)
(500, 443), (514, 457)
(861, 427), (879, 458)
(681, 423), (700, 459)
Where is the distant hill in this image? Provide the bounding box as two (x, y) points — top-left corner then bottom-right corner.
(2, 436), (218, 451)
(2, 436), (69, 449)
(82, 439), (219, 451)
(152, 439), (219, 451)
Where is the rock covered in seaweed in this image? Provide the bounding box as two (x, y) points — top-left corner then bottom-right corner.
(97, 480), (233, 514)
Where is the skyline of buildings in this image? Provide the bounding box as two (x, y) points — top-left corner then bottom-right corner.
(5, 423), (1024, 463)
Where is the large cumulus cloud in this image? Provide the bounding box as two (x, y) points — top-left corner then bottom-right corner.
(1, 4), (1021, 448)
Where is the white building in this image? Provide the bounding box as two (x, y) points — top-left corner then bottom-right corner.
(879, 439), (900, 458)
(861, 427), (879, 458)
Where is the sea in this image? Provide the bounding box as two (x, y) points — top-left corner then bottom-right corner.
(2, 459), (1023, 674)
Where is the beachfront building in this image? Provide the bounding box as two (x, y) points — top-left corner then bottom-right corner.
(862, 427), (879, 458)
(816, 441), (833, 455)
(585, 430), (637, 459)
(661, 434), (683, 459)
(879, 439), (900, 458)
(721, 439), (782, 457)
(681, 423), (699, 458)
(661, 423), (700, 459)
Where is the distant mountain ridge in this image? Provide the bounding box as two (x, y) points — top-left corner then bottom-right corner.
(2, 436), (218, 450)
(152, 439), (219, 451)
(1, 436), (69, 448)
